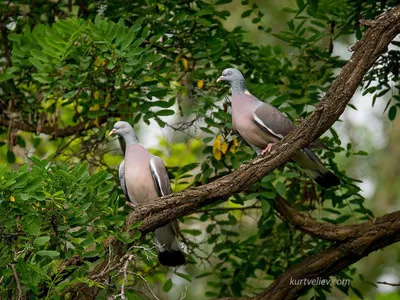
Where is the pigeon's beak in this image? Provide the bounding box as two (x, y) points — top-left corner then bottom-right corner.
(217, 76), (224, 83)
(109, 128), (117, 136)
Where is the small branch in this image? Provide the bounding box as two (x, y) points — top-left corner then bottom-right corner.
(91, 251), (132, 281)
(128, 272), (161, 300)
(274, 197), (357, 241)
(377, 281), (400, 287)
(116, 254), (134, 300)
(10, 264), (22, 300)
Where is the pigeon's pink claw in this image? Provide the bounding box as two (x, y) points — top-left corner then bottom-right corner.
(261, 143), (276, 155)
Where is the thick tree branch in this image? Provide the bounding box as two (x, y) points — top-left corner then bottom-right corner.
(253, 210), (400, 300)
(64, 5), (400, 299)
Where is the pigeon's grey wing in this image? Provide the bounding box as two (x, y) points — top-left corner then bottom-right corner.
(149, 156), (172, 197)
(253, 102), (297, 140)
(119, 160), (136, 203)
(149, 156), (180, 235)
(119, 160), (128, 197)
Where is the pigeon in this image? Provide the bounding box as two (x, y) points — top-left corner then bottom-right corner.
(109, 121), (185, 266)
(217, 68), (340, 189)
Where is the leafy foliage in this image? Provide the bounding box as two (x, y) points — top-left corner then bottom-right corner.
(0, 158), (118, 296)
(0, 0), (399, 299)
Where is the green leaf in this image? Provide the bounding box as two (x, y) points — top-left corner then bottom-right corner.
(30, 49), (49, 62)
(156, 109), (175, 116)
(0, 72), (14, 82)
(120, 29), (136, 51)
(174, 272), (192, 282)
(195, 272), (213, 278)
(25, 178), (42, 192)
(115, 25), (125, 46)
(308, 0), (318, 13)
(115, 73), (122, 87)
(141, 26), (150, 38)
(276, 181), (286, 196)
(182, 229), (202, 236)
(388, 105), (397, 121)
(152, 100), (174, 108)
(33, 236), (50, 246)
(261, 199), (271, 215)
(7, 150), (16, 163)
(115, 232), (134, 244)
(216, 0), (232, 4)
(129, 221), (142, 230)
(353, 151), (368, 156)
(162, 278), (173, 292)
(29, 57), (45, 70)
(132, 230), (141, 240)
(350, 286), (363, 299)
(83, 251), (99, 258)
(241, 9), (252, 18)
(36, 250), (60, 257)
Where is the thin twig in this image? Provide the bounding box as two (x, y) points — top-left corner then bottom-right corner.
(91, 251), (132, 280)
(128, 272), (160, 300)
(10, 264), (22, 300)
(377, 281), (400, 286)
(117, 255), (134, 300)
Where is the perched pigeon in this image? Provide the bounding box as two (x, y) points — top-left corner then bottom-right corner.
(217, 68), (340, 189)
(110, 121), (185, 266)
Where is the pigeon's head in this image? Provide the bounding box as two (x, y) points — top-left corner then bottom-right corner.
(217, 68), (245, 85)
(109, 121), (136, 139)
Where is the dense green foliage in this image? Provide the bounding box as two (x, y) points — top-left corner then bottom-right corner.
(1, 0), (399, 299)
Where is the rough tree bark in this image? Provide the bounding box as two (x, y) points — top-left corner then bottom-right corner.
(14, 5), (400, 300)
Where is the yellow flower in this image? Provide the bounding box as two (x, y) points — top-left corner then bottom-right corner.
(213, 135), (222, 161)
(230, 137), (239, 153)
(221, 141), (228, 154)
(182, 58), (189, 71)
(197, 80), (204, 89)
(41, 208), (46, 212)
(9, 196), (15, 202)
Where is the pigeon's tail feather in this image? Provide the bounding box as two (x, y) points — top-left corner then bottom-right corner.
(158, 248), (186, 266)
(303, 167), (340, 189)
(154, 224), (185, 266)
(295, 149), (340, 189)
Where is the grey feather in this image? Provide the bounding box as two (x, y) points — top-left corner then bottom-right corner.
(253, 103), (296, 139)
(118, 160), (137, 204)
(149, 156), (172, 197)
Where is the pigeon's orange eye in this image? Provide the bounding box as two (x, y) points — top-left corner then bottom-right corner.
(121, 125), (125, 128)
